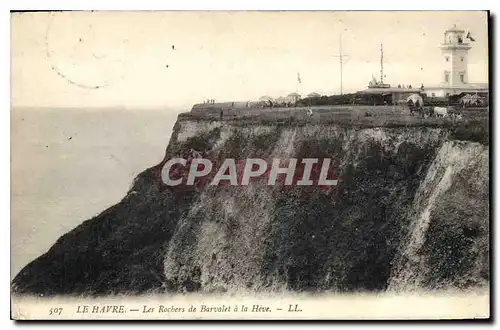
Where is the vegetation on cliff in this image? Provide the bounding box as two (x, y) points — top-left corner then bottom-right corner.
(11, 112), (489, 296)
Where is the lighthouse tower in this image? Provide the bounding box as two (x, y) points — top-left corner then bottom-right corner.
(439, 24), (472, 88)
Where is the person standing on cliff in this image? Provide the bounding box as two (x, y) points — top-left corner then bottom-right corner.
(220, 109), (223, 120)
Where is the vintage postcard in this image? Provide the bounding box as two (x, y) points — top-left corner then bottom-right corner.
(10, 10), (490, 320)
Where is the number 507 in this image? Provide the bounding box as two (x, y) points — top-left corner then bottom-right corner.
(49, 308), (63, 316)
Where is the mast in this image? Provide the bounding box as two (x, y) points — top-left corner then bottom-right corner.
(380, 43), (384, 84)
(334, 33), (349, 95)
(340, 35), (343, 95)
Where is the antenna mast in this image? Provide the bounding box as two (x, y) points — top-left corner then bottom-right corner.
(380, 43), (384, 84)
(334, 33), (349, 95)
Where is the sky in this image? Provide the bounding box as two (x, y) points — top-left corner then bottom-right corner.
(11, 11), (488, 109)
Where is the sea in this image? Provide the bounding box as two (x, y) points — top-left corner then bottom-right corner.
(10, 107), (182, 279)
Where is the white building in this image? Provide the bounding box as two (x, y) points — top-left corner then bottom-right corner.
(442, 25), (471, 87)
(422, 24), (488, 98)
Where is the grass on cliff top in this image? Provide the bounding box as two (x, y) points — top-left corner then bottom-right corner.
(180, 106), (488, 127)
(178, 106), (489, 144)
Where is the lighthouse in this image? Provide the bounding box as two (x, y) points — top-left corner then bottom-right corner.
(329, 22), (488, 104)
(439, 24), (472, 88)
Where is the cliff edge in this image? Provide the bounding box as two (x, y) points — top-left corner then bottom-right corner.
(11, 112), (490, 296)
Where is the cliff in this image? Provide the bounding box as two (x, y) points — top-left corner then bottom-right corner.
(11, 112), (489, 296)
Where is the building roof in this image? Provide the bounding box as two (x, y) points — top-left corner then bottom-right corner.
(359, 83), (488, 95)
(307, 92), (321, 98)
(461, 93), (485, 100)
(445, 24), (465, 33)
(423, 83), (489, 91)
(358, 87), (423, 95)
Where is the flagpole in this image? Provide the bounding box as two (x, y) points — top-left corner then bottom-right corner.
(296, 72), (301, 95)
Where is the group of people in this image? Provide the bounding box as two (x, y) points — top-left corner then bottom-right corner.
(253, 100), (299, 109)
(396, 83), (425, 90)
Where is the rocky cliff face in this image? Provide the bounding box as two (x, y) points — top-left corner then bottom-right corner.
(11, 115), (489, 296)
